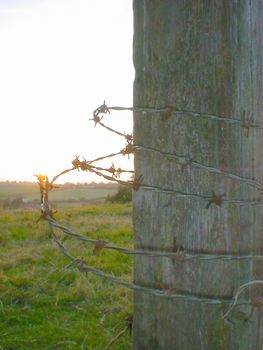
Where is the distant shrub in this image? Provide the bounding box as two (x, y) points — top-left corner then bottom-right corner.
(2, 198), (11, 209)
(2, 197), (24, 209)
(106, 186), (132, 203)
(11, 197), (24, 209)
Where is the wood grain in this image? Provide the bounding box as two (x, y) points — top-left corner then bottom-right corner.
(133, 1), (263, 349)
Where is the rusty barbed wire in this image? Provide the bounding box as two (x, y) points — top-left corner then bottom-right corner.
(90, 101), (263, 193)
(134, 144), (263, 192)
(49, 223), (262, 321)
(35, 101), (263, 325)
(71, 156), (134, 180)
(92, 101), (263, 192)
(140, 184), (263, 207)
(48, 217), (263, 261)
(35, 174), (260, 321)
(35, 169), (263, 264)
(90, 101), (133, 143)
(48, 217), (187, 259)
(93, 101), (263, 130)
(48, 224), (234, 306)
(46, 214), (261, 324)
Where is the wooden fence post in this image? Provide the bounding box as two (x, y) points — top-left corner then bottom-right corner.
(133, 1), (263, 349)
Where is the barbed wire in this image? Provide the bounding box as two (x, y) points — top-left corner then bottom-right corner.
(36, 100), (263, 327)
(92, 101), (263, 192)
(134, 144), (263, 191)
(93, 101), (263, 130)
(48, 218), (263, 323)
(49, 222), (234, 306)
(140, 185), (263, 207)
(38, 203), (263, 324)
(49, 217), (263, 262)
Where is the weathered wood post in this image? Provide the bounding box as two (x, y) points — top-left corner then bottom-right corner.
(133, 1), (263, 349)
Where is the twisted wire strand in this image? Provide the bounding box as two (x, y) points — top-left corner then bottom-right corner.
(106, 105), (263, 129)
(88, 167), (133, 187)
(223, 280), (263, 320)
(97, 120), (127, 138)
(46, 149), (133, 186)
(134, 144), (263, 191)
(48, 218), (263, 261)
(140, 185), (263, 206)
(51, 167), (76, 185)
(87, 151), (124, 164)
(49, 222), (234, 306)
(89, 164), (134, 175)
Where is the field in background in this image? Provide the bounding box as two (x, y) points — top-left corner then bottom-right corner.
(0, 203), (133, 349)
(0, 181), (118, 208)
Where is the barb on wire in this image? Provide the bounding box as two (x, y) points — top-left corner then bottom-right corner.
(241, 111), (254, 137)
(85, 166), (140, 190)
(121, 143), (134, 159)
(104, 316), (132, 350)
(93, 237), (107, 255)
(205, 191), (225, 209)
(88, 162), (134, 179)
(250, 297), (263, 308)
(35, 174), (57, 222)
(93, 100), (111, 119)
(180, 156), (194, 172)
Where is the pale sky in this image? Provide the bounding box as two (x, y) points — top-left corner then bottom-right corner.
(0, 0), (134, 183)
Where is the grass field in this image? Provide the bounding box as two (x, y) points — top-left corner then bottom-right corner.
(0, 203), (133, 350)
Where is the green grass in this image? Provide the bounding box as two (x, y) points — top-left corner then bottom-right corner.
(0, 203), (133, 349)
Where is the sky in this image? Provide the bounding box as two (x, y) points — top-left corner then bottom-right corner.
(0, 0), (134, 183)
